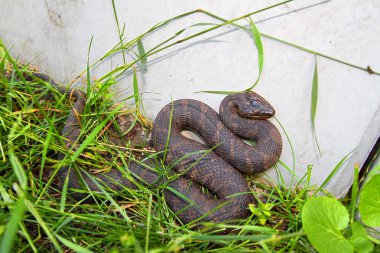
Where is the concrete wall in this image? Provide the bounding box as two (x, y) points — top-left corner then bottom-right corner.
(1, 0), (380, 197)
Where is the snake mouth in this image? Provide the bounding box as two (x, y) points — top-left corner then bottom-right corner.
(239, 108), (275, 120)
(258, 107), (275, 119)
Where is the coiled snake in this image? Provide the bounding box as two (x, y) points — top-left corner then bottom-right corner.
(30, 73), (282, 224)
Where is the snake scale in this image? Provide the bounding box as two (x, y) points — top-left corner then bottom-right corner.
(30, 72), (283, 224)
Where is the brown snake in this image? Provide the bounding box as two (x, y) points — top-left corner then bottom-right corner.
(30, 72), (283, 224)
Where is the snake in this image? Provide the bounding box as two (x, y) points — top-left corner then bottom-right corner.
(28, 72), (283, 224)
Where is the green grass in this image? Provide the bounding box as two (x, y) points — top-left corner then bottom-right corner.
(1, 1), (380, 252)
(1, 47), (379, 253)
(0, 49), (313, 253)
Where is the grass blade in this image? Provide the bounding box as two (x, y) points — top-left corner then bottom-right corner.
(19, 222), (38, 252)
(311, 58), (322, 156)
(0, 181), (12, 203)
(310, 59), (318, 128)
(81, 170), (132, 222)
(40, 116), (55, 184)
(71, 103), (124, 161)
(0, 140), (5, 162)
(274, 117), (296, 172)
(111, 0), (126, 64)
(8, 152), (27, 190)
(195, 90), (240, 95)
(0, 195), (27, 253)
(55, 234), (94, 253)
(245, 17), (264, 91)
(314, 151), (354, 195)
(59, 168), (70, 212)
(190, 234), (272, 242)
(199, 17), (264, 94)
(132, 66), (139, 106)
(8, 117), (27, 190)
(195, 9), (380, 76)
(137, 39), (147, 71)
(24, 199), (63, 253)
(86, 36), (94, 97)
(145, 194), (153, 253)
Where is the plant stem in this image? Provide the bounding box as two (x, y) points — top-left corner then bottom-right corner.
(350, 163), (359, 223)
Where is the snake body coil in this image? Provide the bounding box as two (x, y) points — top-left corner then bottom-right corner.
(31, 73), (282, 224)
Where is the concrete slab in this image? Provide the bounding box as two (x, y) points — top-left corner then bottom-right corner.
(1, 0), (379, 197)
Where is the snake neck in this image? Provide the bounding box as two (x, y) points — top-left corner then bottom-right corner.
(61, 93), (86, 146)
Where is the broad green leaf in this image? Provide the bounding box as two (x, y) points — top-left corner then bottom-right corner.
(249, 202), (273, 225)
(302, 197), (353, 253)
(363, 162), (380, 185)
(358, 174), (380, 227)
(350, 221), (373, 253)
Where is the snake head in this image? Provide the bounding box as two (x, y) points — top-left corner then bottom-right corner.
(238, 92), (275, 119)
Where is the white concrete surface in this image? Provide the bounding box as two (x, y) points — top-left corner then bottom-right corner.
(1, 0), (380, 197)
